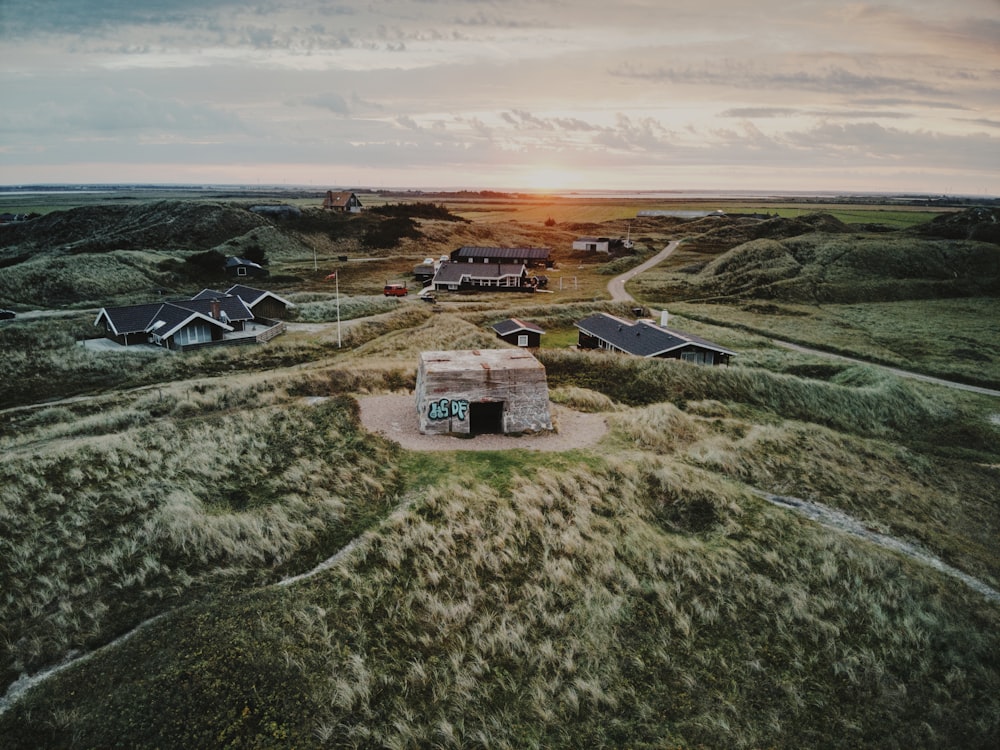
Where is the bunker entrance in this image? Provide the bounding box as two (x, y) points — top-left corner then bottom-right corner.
(470, 401), (504, 435)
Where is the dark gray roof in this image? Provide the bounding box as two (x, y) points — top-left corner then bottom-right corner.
(145, 303), (233, 340)
(225, 256), (264, 269)
(95, 303), (166, 335)
(172, 296), (254, 323)
(452, 246), (550, 260)
(191, 288), (228, 300)
(492, 318), (545, 336)
(97, 290), (254, 336)
(575, 313), (737, 358)
(224, 284), (291, 308)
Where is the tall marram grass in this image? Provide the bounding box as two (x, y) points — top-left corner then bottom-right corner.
(0, 395), (401, 691)
(289, 294), (404, 322)
(537, 348), (998, 459)
(6, 458), (997, 748)
(607, 401), (1000, 587)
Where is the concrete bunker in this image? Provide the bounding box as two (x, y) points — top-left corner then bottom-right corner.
(416, 349), (554, 436)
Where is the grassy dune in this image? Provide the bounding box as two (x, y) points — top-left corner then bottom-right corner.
(3, 457), (997, 748)
(1, 196), (998, 748)
(0, 388), (401, 691)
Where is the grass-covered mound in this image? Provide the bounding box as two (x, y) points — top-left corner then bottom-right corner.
(638, 234), (1000, 305)
(0, 390), (401, 692)
(2, 458), (997, 748)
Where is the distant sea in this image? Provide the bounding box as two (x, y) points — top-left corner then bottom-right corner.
(0, 184), (972, 201)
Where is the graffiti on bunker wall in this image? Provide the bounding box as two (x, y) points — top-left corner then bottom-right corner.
(428, 398), (470, 421)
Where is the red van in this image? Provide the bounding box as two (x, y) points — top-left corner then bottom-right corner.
(383, 283), (408, 297)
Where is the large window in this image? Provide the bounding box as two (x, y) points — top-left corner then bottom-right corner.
(175, 322), (213, 346)
(681, 350), (712, 365)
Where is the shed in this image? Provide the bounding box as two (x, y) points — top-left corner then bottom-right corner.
(572, 236), (611, 253)
(416, 349), (553, 436)
(225, 256), (269, 279)
(491, 318), (545, 348)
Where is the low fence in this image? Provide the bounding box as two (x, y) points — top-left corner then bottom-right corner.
(175, 319), (286, 352)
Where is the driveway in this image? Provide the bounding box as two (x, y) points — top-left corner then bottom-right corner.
(608, 240), (681, 303)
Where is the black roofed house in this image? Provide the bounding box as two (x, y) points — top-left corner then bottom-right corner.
(323, 190), (363, 212)
(413, 262), (437, 283)
(575, 312), (736, 365)
(492, 318), (545, 348)
(94, 286), (284, 350)
(450, 246), (552, 268)
(213, 284), (292, 320)
(174, 294), (256, 331)
(432, 261), (529, 292)
(94, 302), (168, 347)
(225, 256), (269, 279)
(145, 304), (234, 350)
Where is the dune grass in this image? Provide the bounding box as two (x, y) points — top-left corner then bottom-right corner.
(1, 195), (997, 748)
(656, 298), (1000, 389)
(3, 457), (997, 749)
(0, 391), (402, 691)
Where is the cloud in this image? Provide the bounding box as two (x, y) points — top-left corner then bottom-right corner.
(611, 62), (947, 98)
(302, 92), (350, 115)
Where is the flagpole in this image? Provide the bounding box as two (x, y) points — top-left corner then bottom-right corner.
(336, 270), (341, 348)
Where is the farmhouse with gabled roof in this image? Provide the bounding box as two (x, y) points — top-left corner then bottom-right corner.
(575, 313), (736, 365)
(323, 190), (363, 212)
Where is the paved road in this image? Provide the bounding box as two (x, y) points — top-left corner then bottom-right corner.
(607, 241), (1000, 398)
(608, 240), (681, 302)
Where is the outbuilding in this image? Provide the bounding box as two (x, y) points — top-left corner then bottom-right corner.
(415, 349), (553, 436)
(572, 236), (611, 253)
(491, 318), (545, 348)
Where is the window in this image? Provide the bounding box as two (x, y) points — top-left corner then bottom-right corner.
(517, 334), (529, 347)
(237, 266), (247, 276)
(176, 322), (212, 345)
(681, 350), (711, 365)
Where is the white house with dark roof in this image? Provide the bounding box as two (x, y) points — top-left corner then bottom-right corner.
(94, 285), (286, 351)
(575, 313), (736, 365)
(432, 261), (529, 292)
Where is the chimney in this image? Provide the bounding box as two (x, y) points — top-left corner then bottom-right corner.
(210, 299), (221, 320)
(660, 309), (669, 328)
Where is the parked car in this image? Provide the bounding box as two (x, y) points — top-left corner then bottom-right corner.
(383, 283), (408, 297)
(0, 309), (15, 320)
(419, 292), (437, 303)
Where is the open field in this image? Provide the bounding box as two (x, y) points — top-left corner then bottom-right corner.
(1, 190), (998, 748)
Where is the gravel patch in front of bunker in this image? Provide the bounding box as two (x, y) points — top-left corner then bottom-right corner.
(357, 393), (609, 452)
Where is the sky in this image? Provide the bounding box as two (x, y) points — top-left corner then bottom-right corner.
(1, 0), (998, 194)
